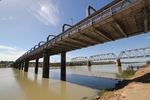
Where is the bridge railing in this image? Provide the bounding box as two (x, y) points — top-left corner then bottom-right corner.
(45, 0), (141, 49)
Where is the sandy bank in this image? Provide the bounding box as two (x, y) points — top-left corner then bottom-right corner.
(98, 65), (150, 100)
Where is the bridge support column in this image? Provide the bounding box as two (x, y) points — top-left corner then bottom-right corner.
(24, 59), (29, 72)
(18, 62), (21, 70)
(42, 50), (49, 78)
(61, 52), (66, 81)
(15, 63), (18, 69)
(116, 59), (121, 66)
(17, 63), (19, 69)
(35, 58), (39, 74)
(21, 62), (24, 70)
(87, 61), (91, 66)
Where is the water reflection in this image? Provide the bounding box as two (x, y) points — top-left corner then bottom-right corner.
(88, 66), (91, 72)
(117, 66), (122, 74)
(17, 70), (66, 100)
(0, 68), (96, 100)
(0, 63), (145, 100)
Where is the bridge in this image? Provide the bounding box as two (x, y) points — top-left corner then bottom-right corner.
(70, 46), (150, 66)
(13, 0), (150, 80)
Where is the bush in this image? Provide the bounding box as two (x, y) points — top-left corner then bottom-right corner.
(121, 70), (135, 79)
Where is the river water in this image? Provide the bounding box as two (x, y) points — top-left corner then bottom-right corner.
(0, 63), (145, 100)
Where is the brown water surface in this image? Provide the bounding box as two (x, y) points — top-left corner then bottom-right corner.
(0, 68), (96, 100)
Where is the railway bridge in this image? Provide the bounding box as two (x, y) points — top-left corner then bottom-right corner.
(70, 46), (150, 66)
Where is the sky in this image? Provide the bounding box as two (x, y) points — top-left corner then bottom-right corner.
(0, 0), (150, 62)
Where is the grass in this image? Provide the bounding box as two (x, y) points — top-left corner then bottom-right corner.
(116, 70), (135, 79)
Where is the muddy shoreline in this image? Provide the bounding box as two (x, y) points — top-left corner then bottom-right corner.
(94, 65), (150, 100)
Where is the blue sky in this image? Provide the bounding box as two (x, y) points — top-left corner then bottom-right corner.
(0, 0), (150, 62)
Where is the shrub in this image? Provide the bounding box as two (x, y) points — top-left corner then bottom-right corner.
(121, 70), (135, 79)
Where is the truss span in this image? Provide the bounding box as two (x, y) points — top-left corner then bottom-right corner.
(89, 53), (117, 61)
(119, 47), (150, 59)
(70, 56), (88, 62)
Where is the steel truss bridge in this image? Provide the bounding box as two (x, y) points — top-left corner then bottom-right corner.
(70, 46), (150, 63)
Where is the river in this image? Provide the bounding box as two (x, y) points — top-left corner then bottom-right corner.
(0, 63), (146, 100)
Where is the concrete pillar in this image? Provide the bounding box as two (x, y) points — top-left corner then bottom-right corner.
(35, 59), (39, 74)
(116, 59), (121, 66)
(69, 62), (73, 66)
(15, 62), (18, 69)
(87, 60), (91, 66)
(18, 62), (21, 70)
(17, 63), (19, 69)
(42, 50), (49, 78)
(21, 62), (24, 70)
(24, 59), (29, 72)
(61, 52), (66, 81)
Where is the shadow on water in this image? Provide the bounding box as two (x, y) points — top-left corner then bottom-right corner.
(27, 67), (119, 90)
(50, 71), (119, 90)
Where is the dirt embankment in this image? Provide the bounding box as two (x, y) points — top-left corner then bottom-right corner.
(98, 65), (150, 100)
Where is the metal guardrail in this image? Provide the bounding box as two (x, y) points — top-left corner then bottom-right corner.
(16, 0), (142, 62)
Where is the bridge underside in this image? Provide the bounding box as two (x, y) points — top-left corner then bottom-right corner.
(22, 0), (150, 61)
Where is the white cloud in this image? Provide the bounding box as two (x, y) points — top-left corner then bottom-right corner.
(0, 45), (17, 51)
(0, 45), (26, 61)
(0, 16), (14, 21)
(29, 0), (60, 26)
(146, 36), (150, 39)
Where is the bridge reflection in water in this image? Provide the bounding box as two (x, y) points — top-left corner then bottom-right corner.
(0, 68), (98, 100)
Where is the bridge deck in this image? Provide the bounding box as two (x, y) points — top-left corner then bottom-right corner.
(17, 0), (150, 61)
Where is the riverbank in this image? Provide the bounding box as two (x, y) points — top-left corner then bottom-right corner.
(96, 65), (150, 100)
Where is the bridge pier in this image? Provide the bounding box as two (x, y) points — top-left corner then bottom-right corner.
(42, 50), (49, 78)
(18, 62), (21, 70)
(61, 52), (66, 81)
(16, 63), (19, 69)
(115, 59), (122, 74)
(13, 63), (17, 69)
(87, 61), (91, 66)
(116, 59), (121, 66)
(24, 59), (29, 72)
(35, 59), (39, 74)
(21, 62), (24, 70)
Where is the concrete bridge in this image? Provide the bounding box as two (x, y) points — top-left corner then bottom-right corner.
(13, 0), (150, 80)
(70, 46), (150, 66)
